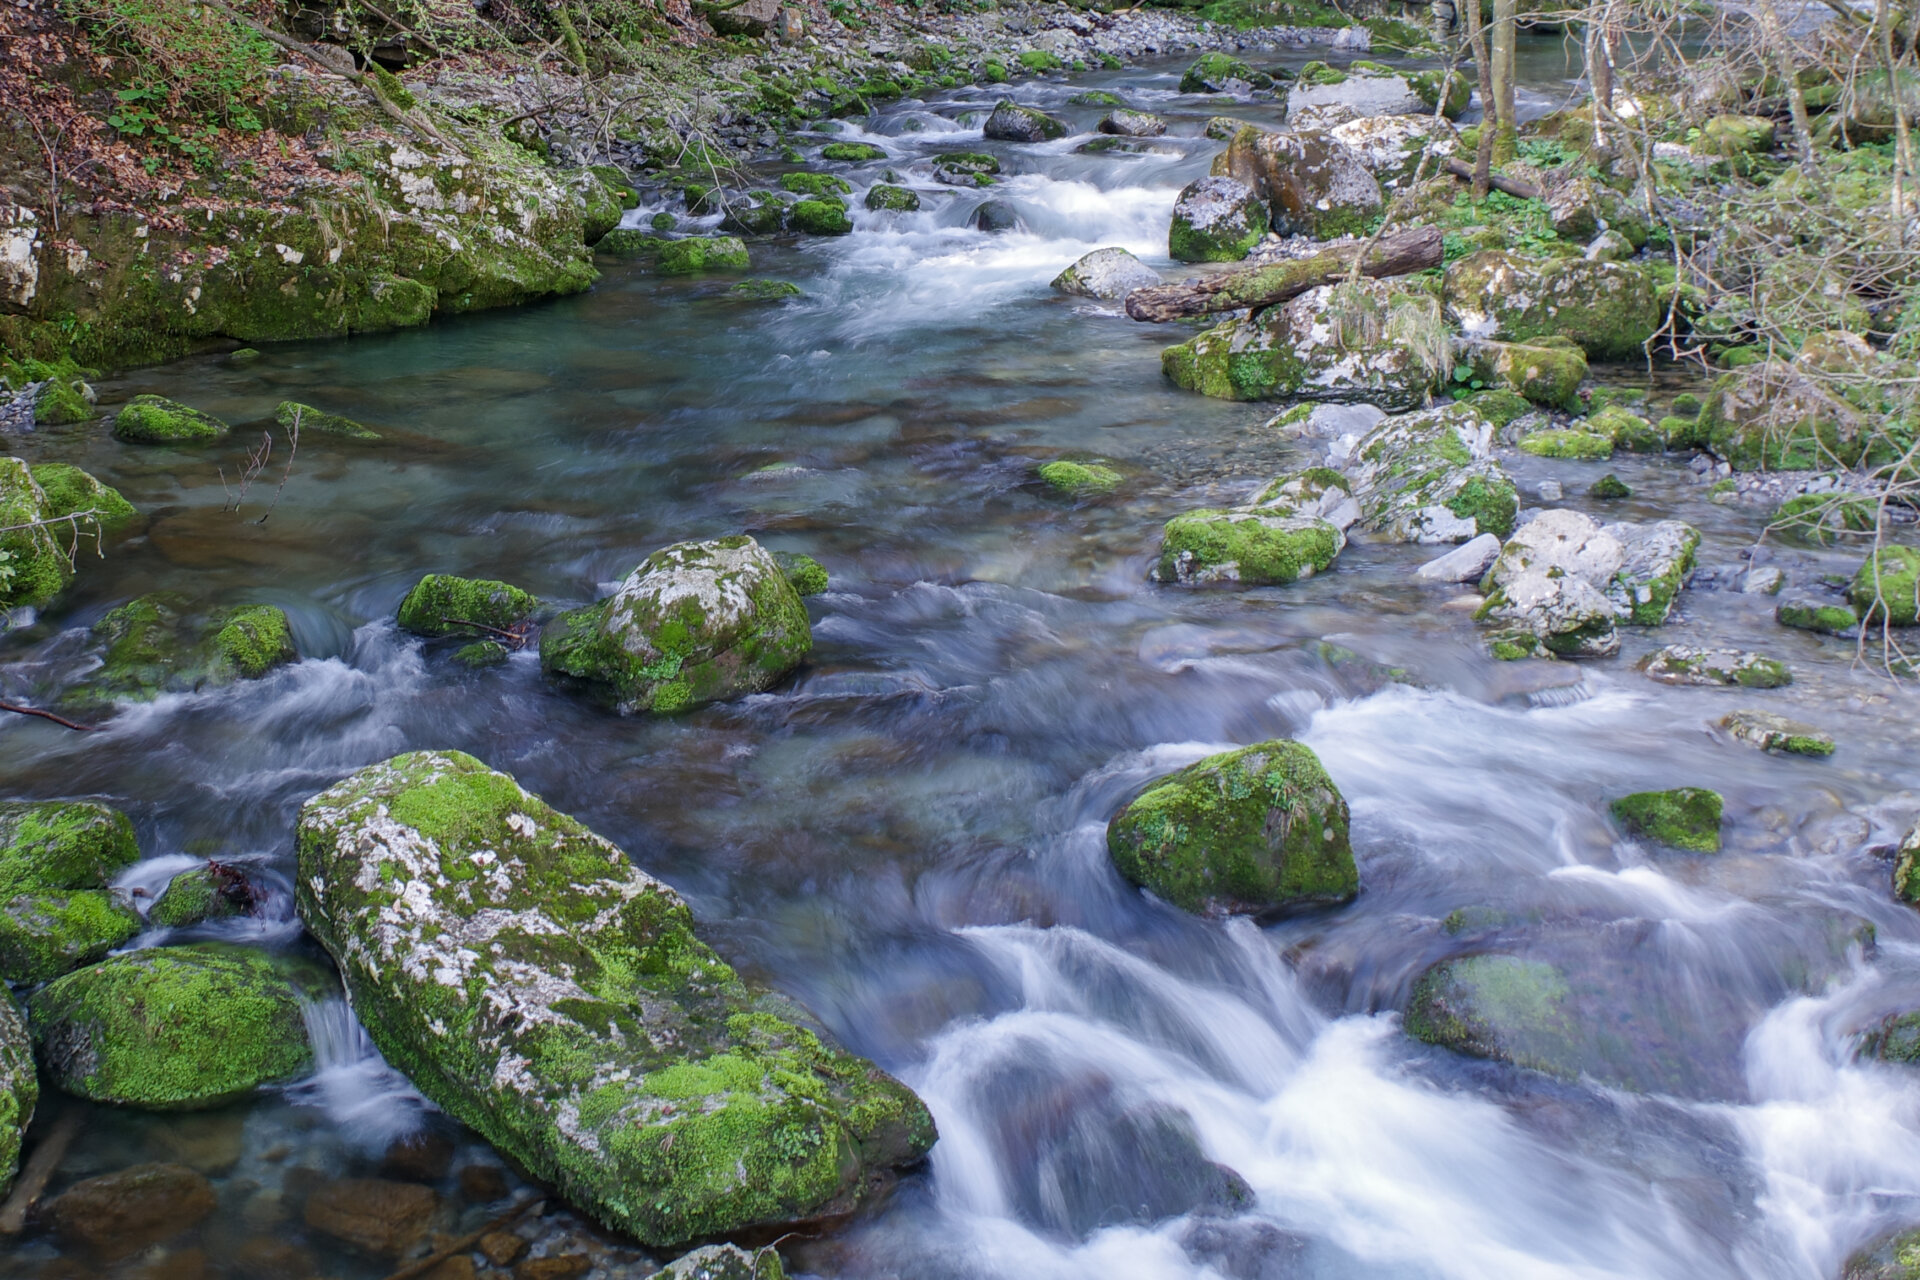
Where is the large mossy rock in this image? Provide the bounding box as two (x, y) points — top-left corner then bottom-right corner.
(1162, 280), (1444, 409)
(0, 799), (138, 896)
(1107, 740), (1356, 917)
(1212, 127), (1382, 240)
(1168, 176), (1269, 263)
(1328, 114), (1459, 189)
(396, 573), (539, 638)
(1152, 511), (1343, 586)
(1457, 338), (1587, 410)
(295, 750), (936, 1245)
(540, 535), (811, 714)
(29, 463), (137, 527)
(30, 943), (323, 1109)
(1850, 546), (1920, 627)
(1347, 404), (1518, 543)
(111, 395), (230, 444)
(1, 457), (76, 610)
(71, 593), (297, 705)
(1610, 788), (1723, 852)
(1444, 251), (1659, 359)
(983, 100), (1068, 142)
(1698, 361), (1871, 471)
(0, 891), (141, 984)
(0, 994), (32, 1199)
(1405, 954), (1580, 1076)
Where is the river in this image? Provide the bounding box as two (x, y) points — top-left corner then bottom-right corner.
(4, 37), (1920, 1280)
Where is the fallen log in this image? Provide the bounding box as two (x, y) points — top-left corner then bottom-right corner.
(1440, 157), (1544, 200)
(1123, 225), (1444, 323)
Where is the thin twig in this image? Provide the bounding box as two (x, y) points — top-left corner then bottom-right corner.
(0, 702), (97, 732)
(439, 617), (532, 646)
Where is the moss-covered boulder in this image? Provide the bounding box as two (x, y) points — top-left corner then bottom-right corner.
(1163, 280), (1444, 410)
(1347, 404), (1518, 543)
(0, 800), (139, 897)
(0, 994), (32, 1198)
(111, 395), (230, 444)
(1544, 177), (1649, 249)
(1179, 52), (1261, 93)
(932, 153), (1000, 186)
(1152, 510), (1344, 586)
(1772, 493), (1878, 545)
(1849, 546), (1920, 627)
(1408, 68), (1472, 118)
(657, 237), (751, 275)
(1777, 596), (1860, 634)
(1444, 251), (1659, 359)
(1250, 467), (1359, 528)
(149, 863), (249, 929)
(1587, 403), (1665, 453)
(275, 401), (379, 440)
(1460, 339), (1586, 409)
(865, 183), (920, 212)
(1700, 114), (1776, 156)
(820, 141), (886, 162)
(773, 552), (829, 596)
(984, 101), (1068, 142)
(29, 463), (137, 527)
(1639, 644), (1790, 688)
(1107, 741), (1356, 916)
(1, 457), (78, 610)
(1212, 127), (1382, 240)
(1519, 429), (1613, 460)
(30, 944), (323, 1109)
(73, 594), (298, 705)
(396, 574), (539, 638)
(1721, 709), (1835, 757)
(1610, 788), (1723, 852)
(1698, 362), (1871, 471)
(789, 200), (853, 236)
(295, 750), (935, 1245)
(540, 535), (811, 714)
(0, 891), (142, 983)
(1894, 827), (1920, 907)
(780, 172), (852, 198)
(730, 279), (802, 302)
(1329, 114), (1459, 190)
(1405, 954), (1579, 1076)
(1168, 176), (1268, 264)
(1037, 461), (1122, 496)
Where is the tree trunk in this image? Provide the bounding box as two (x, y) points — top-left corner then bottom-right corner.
(1491, 0), (1518, 164)
(1124, 227), (1445, 323)
(1753, 0), (1818, 174)
(1465, 0), (1496, 197)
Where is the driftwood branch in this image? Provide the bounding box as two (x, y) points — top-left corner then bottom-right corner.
(1441, 157), (1543, 199)
(0, 702), (96, 732)
(1124, 225), (1444, 323)
(0, 1110), (82, 1233)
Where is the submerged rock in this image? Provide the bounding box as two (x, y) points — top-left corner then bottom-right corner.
(1100, 108), (1168, 137)
(1610, 788), (1724, 852)
(295, 750), (936, 1245)
(1153, 510), (1344, 586)
(1416, 532), (1502, 583)
(1639, 645), (1790, 688)
(31, 943), (325, 1108)
(1444, 251), (1659, 359)
(1107, 740), (1356, 916)
(1038, 460), (1123, 496)
(0, 994), (33, 1198)
(1052, 247), (1159, 300)
(1405, 954), (1580, 1076)
(1162, 280), (1445, 409)
(397, 573), (539, 638)
(303, 1177), (438, 1257)
(1168, 175), (1268, 263)
(149, 862), (253, 929)
(1861, 1012), (1920, 1065)
(72, 593), (298, 704)
(1776, 596), (1859, 635)
(984, 100), (1067, 143)
(540, 535), (811, 714)
(1212, 126), (1381, 240)
(969, 199), (1024, 234)
(1346, 404), (1518, 543)
(111, 395), (230, 444)
(1721, 709), (1835, 757)
(275, 400), (379, 440)
(657, 237), (750, 274)
(1849, 546), (1920, 628)
(45, 1162), (215, 1258)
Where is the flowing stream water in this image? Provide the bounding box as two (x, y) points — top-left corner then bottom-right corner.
(5, 38), (1920, 1280)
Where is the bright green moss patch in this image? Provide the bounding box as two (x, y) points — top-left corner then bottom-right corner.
(150, 865), (244, 929)
(214, 604), (296, 678)
(730, 278), (804, 300)
(112, 395), (230, 444)
(0, 801), (139, 897)
(1849, 546), (1920, 627)
(1610, 788), (1723, 852)
(1519, 429), (1614, 460)
(657, 237), (751, 274)
(396, 574), (538, 638)
(1107, 740), (1357, 916)
(864, 183), (920, 212)
(28, 464), (136, 526)
(774, 552), (829, 597)
(780, 171), (853, 197)
(1155, 511), (1342, 585)
(1590, 474), (1632, 499)
(73, 594), (296, 704)
(1037, 461), (1122, 496)
(0, 890), (141, 983)
(820, 142), (887, 162)
(275, 401), (380, 440)
(789, 200), (853, 235)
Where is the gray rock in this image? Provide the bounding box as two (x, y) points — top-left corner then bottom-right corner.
(971, 199), (1025, 233)
(1345, 403), (1518, 544)
(1602, 519), (1700, 625)
(1742, 565), (1785, 595)
(1051, 247), (1160, 300)
(1586, 229), (1635, 262)
(1213, 127), (1381, 240)
(1099, 109), (1167, 137)
(1328, 114), (1458, 189)
(1416, 532), (1502, 583)
(1286, 67), (1424, 119)
(1640, 645), (1790, 688)
(707, 0), (780, 36)
(984, 100), (1068, 143)
(1168, 175), (1268, 263)
(1477, 509), (1626, 657)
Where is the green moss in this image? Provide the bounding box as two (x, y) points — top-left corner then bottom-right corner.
(1017, 50), (1063, 72)
(773, 552), (829, 596)
(657, 237), (751, 274)
(453, 640), (510, 668)
(0, 801), (139, 898)
(1069, 90), (1127, 107)
(397, 574), (538, 638)
(599, 229), (665, 258)
(1588, 404), (1664, 453)
(1296, 59), (1347, 86)
(149, 865), (243, 928)
(789, 200), (853, 236)
(1407, 68), (1470, 117)
(1156, 510), (1341, 585)
(29, 464), (136, 526)
(1107, 740), (1357, 916)
(1776, 598), (1859, 633)
(1519, 429), (1614, 460)
(1590, 474), (1632, 500)
(934, 152), (999, 178)
(1037, 461), (1122, 496)
(1721, 709), (1836, 756)
(1445, 474), (1519, 539)
(1660, 415), (1710, 450)
(1772, 493), (1877, 545)
(1850, 546), (1920, 627)
(865, 183), (920, 212)
(780, 172), (854, 197)
(111, 395), (230, 444)
(730, 279), (803, 301)
(275, 401), (379, 440)
(1610, 788), (1723, 852)
(0, 891), (142, 983)
(1, 459), (73, 609)
(29, 943), (319, 1109)
(1405, 954), (1577, 1077)
(213, 604), (297, 678)
(1670, 392), (1703, 418)
(1864, 1013), (1920, 1068)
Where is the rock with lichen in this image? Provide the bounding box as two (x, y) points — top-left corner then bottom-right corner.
(1721, 709), (1835, 756)
(0, 995), (32, 1198)
(111, 396), (230, 444)
(1168, 176), (1268, 264)
(1211, 126), (1381, 240)
(540, 535), (811, 714)
(1107, 740), (1356, 916)
(30, 943), (327, 1108)
(1849, 546), (1920, 628)
(1153, 511), (1344, 586)
(1051, 248), (1159, 300)
(296, 749), (936, 1246)
(1346, 403), (1518, 544)
(1639, 645), (1789, 688)
(1444, 251), (1659, 359)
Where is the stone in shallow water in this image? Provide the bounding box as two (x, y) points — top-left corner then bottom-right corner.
(1406, 954), (1581, 1077)
(1721, 709), (1835, 756)
(1639, 644), (1790, 689)
(1107, 740), (1356, 916)
(303, 1177), (438, 1257)
(295, 750), (935, 1246)
(0, 889), (141, 982)
(0, 799), (139, 897)
(649, 1243), (786, 1279)
(1152, 510), (1344, 586)
(397, 573), (539, 638)
(45, 1162), (216, 1258)
(1099, 108), (1167, 137)
(1777, 596), (1858, 634)
(1037, 460), (1122, 496)
(1416, 532), (1501, 584)
(1476, 510), (1626, 658)
(1167, 175), (1266, 263)
(1346, 403), (1517, 544)
(112, 394), (230, 444)
(1610, 787), (1724, 852)
(1050, 246), (1158, 300)
(983, 100), (1067, 143)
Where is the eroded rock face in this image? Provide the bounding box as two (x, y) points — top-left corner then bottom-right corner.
(1328, 114), (1458, 189)
(1444, 251), (1659, 359)
(1212, 127), (1382, 240)
(1162, 280), (1444, 409)
(540, 535), (811, 714)
(295, 750), (936, 1247)
(1475, 511), (1700, 657)
(1346, 404), (1518, 544)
